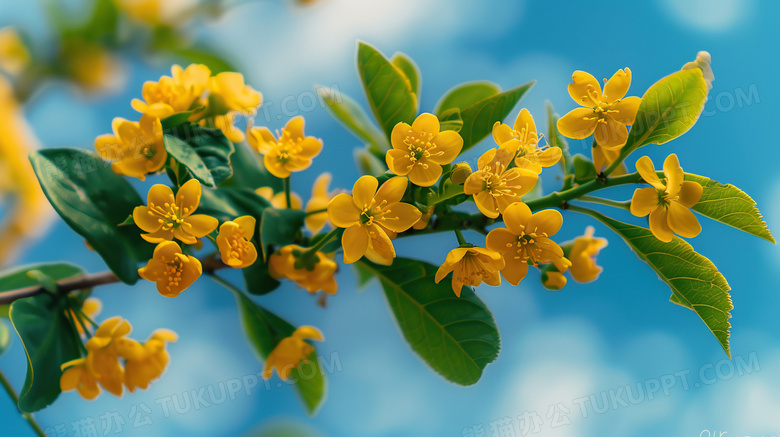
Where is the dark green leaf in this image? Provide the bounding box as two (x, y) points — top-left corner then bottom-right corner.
(357, 258), (500, 385)
(260, 209), (306, 261)
(583, 209), (733, 357)
(10, 293), (82, 412)
(224, 142), (282, 191)
(234, 292), (326, 415)
(356, 42), (417, 139)
(434, 81), (500, 116)
(685, 173), (775, 243)
(459, 81), (535, 153)
(390, 52), (421, 102)
(572, 154), (598, 184)
(164, 125), (235, 187)
(29, 149), (151, 284)
(199, 186), (270, 223)
(161, 112), (194, 131)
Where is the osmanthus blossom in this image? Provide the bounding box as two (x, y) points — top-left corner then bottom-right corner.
(568, 226), (608, 283)
(133, 179), (218, 245)
(387, 113), (463, 187)
(327, 176), (421, 264)
(138, 241), (203, 297)
(492, 108), (562, 174)
(630, 154), (703, 242)
(84, 317), (145, 397)
(434, 246), (505, 297)
(485, 202), (571, 286)
(95, 115), (167, 181)
(216, 215), (258, 268)
(124, 329), (178, 393)
(247, 116), (323, 179)
(131, 64), (211, 118)
(269, 244), (338, 295)
(262, 326), (324, 381)
(463, 148), (538, 219)
(557, 68), (642, 149)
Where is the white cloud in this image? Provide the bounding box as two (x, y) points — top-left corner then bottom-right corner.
(658, 0), (753, 32)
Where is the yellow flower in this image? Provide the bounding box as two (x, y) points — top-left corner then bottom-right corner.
(0, 27), (30, 76)
(95, 115), (167, 181)
(463, 148), (538, 219)
(434, 246), (505, 297)
(124, 329), (178, 393)
(569, 226), (608, 283)
(542, 271), (567, 290)
(131, 64), (211, 118)
(413, 207), (434, 231)
(486, 202), (571, 286)
(327, 176), (421, 264)
(200, 112), (245, 143)
(68, 297), (102, 336)
(60, 358), (101, 400)
(387, 113), (463, 187)
(217, 215), (258, 268)
(492, 109), (562, 174)
(62, 40), (121, 93)
(138, 241), (203, 297)
(114, 0), (163, 25)
(305, 173), (336, 234)
(262, 326), (324, 381)
(268, 244), (338, 295)
(255, 187), (302, 209)
(208, 72), (262, 113)
(84, 317), (144, 397)
(557, 68), (642, 149)
(630, 154), (703, 242)
(247, 116), (323, 179)
(133, 179), (218, 244)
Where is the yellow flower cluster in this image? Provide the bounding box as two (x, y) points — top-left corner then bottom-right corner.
(269, 245), (338, 295)
(247, 116), (323, 179)
(262, 326), (324, 381)
(60, 315), (176, 400)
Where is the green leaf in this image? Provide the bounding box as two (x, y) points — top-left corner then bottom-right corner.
(572, 154), (598, 184)
(391, 52), (421, 102)
(622, 68), (708, 156)
(29, 149), (151, 284)
(161, 112), (195, 131)
(546, 101), (572, 174)
(685, 173), (775, 243)
(234, 292), (326, 415)
(438, 108), (464, 133)
(357, 258), (500, 385)
(259, 208), (306, 261)
(356, 42), (417, 139)
(0, 321), (10, 356)
(458, 81), (535, 153)
(163, 125), (235, 187)
(353, 147), (387, 176)
(583, 209), (733, 357)
(224, 142), (282, 191)
(10, 293), (82, 412)
(318, 87), (388, 151)
(199, 186), (270, 223)
(434, 81), (500, 116)
(0, 263), (86, 320)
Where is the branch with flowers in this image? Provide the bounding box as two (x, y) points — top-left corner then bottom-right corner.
(0, 41), (774, 435)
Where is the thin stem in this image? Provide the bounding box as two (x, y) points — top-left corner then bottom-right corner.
(306, 229), (339, 254)
(206, 272), (248, 298)
(0, 270), (120, 306)
(578, 195), (631, 210)
(453, 228), (467, 246)
(283, 177), (292, 209)
(65, 309), (88, 355)
(0, 370), (47, 437)
(305, 208), (328, 217)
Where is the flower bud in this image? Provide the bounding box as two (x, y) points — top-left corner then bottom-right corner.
(450, 162), (472, 185)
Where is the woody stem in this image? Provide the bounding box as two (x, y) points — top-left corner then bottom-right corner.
(0, 369), (47, 437)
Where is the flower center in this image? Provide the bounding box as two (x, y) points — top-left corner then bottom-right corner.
(274, 129), (303, 166)
(227, 234), (252, 261)
(480, 161), (518, 198)
(162, 253), (187, 292)
(359, 199), (391, 227)
(148, 194), (190, 231)
(402, 128), (444, 169)
(505, 227), (551, 266)
(657, 187), (678, 208)
(455, 252), (491, 285)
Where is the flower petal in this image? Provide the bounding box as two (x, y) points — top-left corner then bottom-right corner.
(375, 176), (408, 205)
(663, 154), (684, 197)
(133, 206), (162, 233)
(602, 68), (631, 102)
(247, 127), (277, 154)
(379, 202), (421, 232)
(474, 191), (499, 218)
(368, 224), (395, 261)
(499, 255), (529, 286)
(391, 122), (412, 150)
(649, 207), (674, 243)
(412, 113), (440, 136)
(557, 107), (597, 139)
(293, 326), (324, 342)
(435, 248), (469, 283)
(492, 122), (515, 146)
(668, 202), (701, 239)
(147, 183), (175, 207)
(593, 117), (628, 149)
(429, 131), (463, 165)
(386, 149), (413, 176)
(486, 228), (517, 253)
(568, 70), (602, 106)
(327, 193), (361, 228)
(176, 179), (202, 216)
(264, 153), (291, 178)
(630, 187), (660, 217)
(352, 175), (378, 208)
(297, 137), (323, 159)
(184, 214), (219, 238)
(501, 202), (532, 235)
(677, 181), (703, 208)
(342, 224), (369, 264)
(284, 116), (305, 142)
(610, 96), (641, 126)
(635, 156), (664, 189)
(408, 161), (443, 187)
(527, 209), (563, 237)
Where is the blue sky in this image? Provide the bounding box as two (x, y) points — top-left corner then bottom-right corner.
(1, 0), (779, 436)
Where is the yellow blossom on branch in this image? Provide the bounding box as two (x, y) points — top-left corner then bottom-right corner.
(247, 116), (323, 179)
(463, 148), (538, 219)
(630, 154), (703, 242)
(0, 27), (30, 75)
(434, 246), (505, 297)
(216, 215), (258, 268)
(268, 245), (338, 295)
(387, 113), (463, 187)
(262, 326), (324, 381)
(305, 173), (336, 234)
(542, 270), (567, 290)
(133, 179), (218, 244)
(131, 64), (211, 118)
(557, 68), (641, 149)
(124, 329), (178, 393)
(492, 108), (561, 174)
(95, 115), (167, 181)
(138, 241), (203, 297)
(327, 176), (421, 264)
(486, 202), (571, 286)
(568, 226), (608, 283)
(208, 72), (262, 113)
(60, 358), (101, 400)
(84, 317), (144, 397)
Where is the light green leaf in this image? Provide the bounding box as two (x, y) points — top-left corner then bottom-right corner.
(438, 108), (464, 133)
(10, 293), (82, 412)
(356, 42), (417, 139)
(583, 209), (732, 357)
(318, 87), (388, 151)
(685, 173), (775, 243)
(622, 68), (708, 156)
(353, 147), (387, 176)
(234, 292), (326, 415)
(259, 208), (306, 261)
(546, 101), (572, 174)
(0, 321), (10, 356)
(572, 154), (598, 184)
(29, 149), (151, 284)
(357, 258), (500, 385)
(458, 81), (535, 153)
(163, 126), (235, 187)
(434, 81), (500, 116)
(391, 52), (421, 102)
